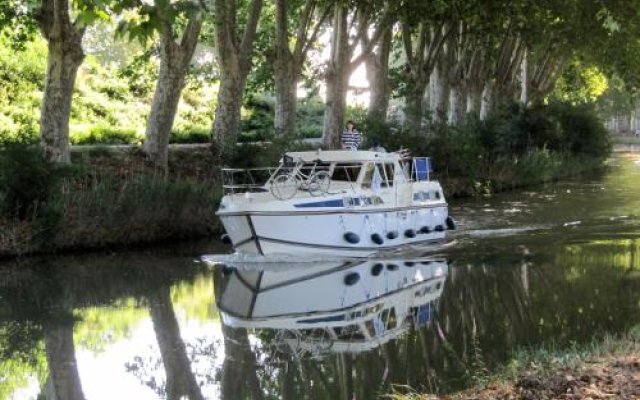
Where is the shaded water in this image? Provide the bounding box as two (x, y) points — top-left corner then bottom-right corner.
(2, 154), (640, 399)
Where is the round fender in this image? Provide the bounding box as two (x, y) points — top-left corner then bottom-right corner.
(386, 263), (399, 271)
(221, 233), (232, 245)
(446, 216), (456, 230)
(371, 263), (384, 276)
(404, 261), (415, 267)
(344, 272), (360, 286)
(419, 226), (431, 234)
(386, 231), (398, 240)
(435, 225), (444, 232)
(371, 233), (384, 245)
(344, 232), (360, 244)
(404, 229), (416, 238)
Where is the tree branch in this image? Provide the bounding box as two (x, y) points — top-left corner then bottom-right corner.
(239, 0), (263, 66)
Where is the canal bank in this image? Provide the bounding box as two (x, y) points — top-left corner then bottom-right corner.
(0, 143), (608, 258)
(397, 328), (640, 399)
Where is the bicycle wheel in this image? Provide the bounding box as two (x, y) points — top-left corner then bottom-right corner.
(308, 171), (331, 196)
(270, 174), (298, 200)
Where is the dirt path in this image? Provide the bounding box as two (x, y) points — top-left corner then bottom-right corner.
(423, 355), (640, 400)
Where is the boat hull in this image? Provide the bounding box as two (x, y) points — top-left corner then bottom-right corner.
(219, 205), (450, 257)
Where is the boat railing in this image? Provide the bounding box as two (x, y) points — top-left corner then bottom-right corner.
(221, 167), (278, 196)
(221, 164), (334, 199)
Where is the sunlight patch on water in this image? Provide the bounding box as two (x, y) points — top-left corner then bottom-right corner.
(464, 226), (549, 238)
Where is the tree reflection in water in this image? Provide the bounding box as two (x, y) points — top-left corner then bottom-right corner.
(0, 250), (209, 399)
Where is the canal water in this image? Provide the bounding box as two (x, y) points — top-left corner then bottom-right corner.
(2, 154), (640, 400)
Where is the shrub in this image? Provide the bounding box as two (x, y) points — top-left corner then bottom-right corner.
(71, 125), (141, 145)
(0, 145), (62, 220)
(170, 128), (211, 144)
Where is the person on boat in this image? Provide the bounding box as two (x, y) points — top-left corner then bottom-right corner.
(341, 120), (362, 150)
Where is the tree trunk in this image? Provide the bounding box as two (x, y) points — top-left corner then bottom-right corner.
(44, 322), (85, 400)
(466, 85), (482, 115)
(430, 63), (449, 123)
(520, 48), (529, 106)
(274, 56), (299, 138)
(149, 287), (204, 400)
(366, 27), (392, 123)
(404, 79), (428, 132)
(447, 84), (466, 125)
(322, 5), (351, 149)
(38, 0), (85, 164)
(220, 324), (265, 400)
(144, 17), (202, 171)
(211, 0), (263, 159)
(480, 81), (494, 121)
(214, 70), (245, 157)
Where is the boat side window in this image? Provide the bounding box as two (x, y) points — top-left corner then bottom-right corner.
(361, 163), (388, 188)
(332, 163), (362, 183)
(380, 307), (398, 329)
(333, 324), (365, 340)
(384, 163), (394, 187)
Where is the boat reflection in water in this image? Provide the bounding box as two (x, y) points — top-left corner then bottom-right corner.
(217, 256), (448, 358)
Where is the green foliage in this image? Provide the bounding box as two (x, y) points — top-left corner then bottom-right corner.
(364, 101), (609, 196)
(0, 33), (216, 146)
(0, 145), (63, 220)
(553, 61), (608, 105)
(170, 127), (211, 144)
(240, 94), (275, 142)
(71, 125), (142, 145)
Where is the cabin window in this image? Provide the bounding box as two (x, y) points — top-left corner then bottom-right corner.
(361, 163), (389, 189)
(333, 324), (365, 340)
(380, 308), (398, 329)
(332, 163), (361, 183)
(383, 163), (395, 186)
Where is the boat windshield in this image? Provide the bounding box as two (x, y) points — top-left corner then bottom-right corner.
(331, 163), (362, 183)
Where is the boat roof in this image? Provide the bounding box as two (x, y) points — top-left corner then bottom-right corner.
(285, 149), (401, 163)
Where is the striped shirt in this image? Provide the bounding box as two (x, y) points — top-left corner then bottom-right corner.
(342, 129), (362, 150)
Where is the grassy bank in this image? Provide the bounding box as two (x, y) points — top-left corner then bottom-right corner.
(0, 146), (221, 257)
(391, 326), (640, 399)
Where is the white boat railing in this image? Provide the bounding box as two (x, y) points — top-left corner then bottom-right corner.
(221, 167), (277, 196)
(222, 158), (433, 200)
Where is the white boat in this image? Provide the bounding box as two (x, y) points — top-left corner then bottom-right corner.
(217, 256), (448, 357)
(216, 149), (454, 257)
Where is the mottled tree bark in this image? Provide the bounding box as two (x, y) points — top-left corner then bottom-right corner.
(144, 15), (202, 171)
(44, 321), (85, 400)
(520, 48), (529, 105)
(430, 62), (449, 123)
(220, 324), (265, 400)
(149, 287), (204, 400)
(322, 4), (351, 149)
(212, 0), (263, 158)
(366, 27), (393, 123)
(37, 0), (85, 164)
(479, 80), (494, 120)
(401, 22), (448, 132)
(273, 0), (329, 138)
